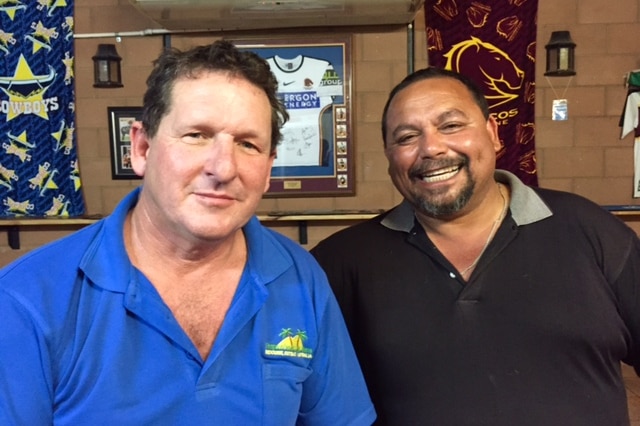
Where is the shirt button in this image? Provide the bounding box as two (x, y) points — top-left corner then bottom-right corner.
(449, 272), (456, 278)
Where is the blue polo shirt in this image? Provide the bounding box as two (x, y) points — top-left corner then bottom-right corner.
(0, 188), (375, 425)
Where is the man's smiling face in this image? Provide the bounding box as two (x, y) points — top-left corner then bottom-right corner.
(383, 76), (502, 218)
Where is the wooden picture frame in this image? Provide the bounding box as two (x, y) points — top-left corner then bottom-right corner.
(235, 35), (354, 197)
(107, 106), (142, 180)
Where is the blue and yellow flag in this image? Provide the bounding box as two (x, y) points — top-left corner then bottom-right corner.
(0, 0), (84, 217)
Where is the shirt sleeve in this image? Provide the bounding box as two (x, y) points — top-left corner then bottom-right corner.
(611, 233), (640, 372)
(0, 290), (54, 425)
(296, 267), (376, 426)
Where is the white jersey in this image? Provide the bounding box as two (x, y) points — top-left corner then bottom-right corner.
(620, 92), (640, 198)
(634, 138), (640, 198)
(621, 92), (640, 139)
(267, 55), (343, 167)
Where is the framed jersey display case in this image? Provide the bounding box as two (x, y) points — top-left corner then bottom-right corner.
(235, 35), (354, 197)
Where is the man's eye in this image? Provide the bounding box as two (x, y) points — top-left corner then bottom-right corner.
(441, 122), (463, 132)
(239, 140), (260, 151)
(394, 134), (416, 145)
(182, 133), (206, 145)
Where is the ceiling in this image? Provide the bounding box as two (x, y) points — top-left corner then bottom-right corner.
(129, 0), (426, 31)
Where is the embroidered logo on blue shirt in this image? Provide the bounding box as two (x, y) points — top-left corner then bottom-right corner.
(265, 328), (313, 359)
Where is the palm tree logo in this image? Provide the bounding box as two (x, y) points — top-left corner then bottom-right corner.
(275, 328), (308, 350)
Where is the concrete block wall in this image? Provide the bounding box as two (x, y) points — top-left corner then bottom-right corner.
(0, 0), (638, 265)
(536, 0), (640, 205)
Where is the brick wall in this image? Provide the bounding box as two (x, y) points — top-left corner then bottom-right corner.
(0, 0), (638, 264)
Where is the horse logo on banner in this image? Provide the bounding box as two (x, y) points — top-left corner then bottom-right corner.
(425, 0), (539, 185)
(444, 37), (524, 109)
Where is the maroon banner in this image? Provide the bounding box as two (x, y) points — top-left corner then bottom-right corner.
(425, 0), (538, 186)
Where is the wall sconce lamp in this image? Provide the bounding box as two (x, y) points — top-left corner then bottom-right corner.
(92, 43), (123, 88)
(544, 31), (576, 121)
(544, 31), (576, 77)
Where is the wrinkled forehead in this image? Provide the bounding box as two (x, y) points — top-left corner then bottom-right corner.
(393, 77), (472, 106)
(388, 78), (478, 121)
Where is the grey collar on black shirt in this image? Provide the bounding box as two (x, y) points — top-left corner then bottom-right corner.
(381, 169), (553, 233)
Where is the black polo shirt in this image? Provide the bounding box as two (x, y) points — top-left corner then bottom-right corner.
(312, 170), (640, 426)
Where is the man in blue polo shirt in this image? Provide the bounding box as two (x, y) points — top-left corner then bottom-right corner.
(0, 40), (375, 425)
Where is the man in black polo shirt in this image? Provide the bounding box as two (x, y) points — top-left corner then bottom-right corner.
(312, 67), (640, 425)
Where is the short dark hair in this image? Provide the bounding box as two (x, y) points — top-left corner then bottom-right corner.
(141, 39), (288, 153)
(381, 67), (490, 146)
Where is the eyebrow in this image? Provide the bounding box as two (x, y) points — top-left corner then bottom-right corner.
(389, 107), (470, 140)
(435, 108), (469, 123)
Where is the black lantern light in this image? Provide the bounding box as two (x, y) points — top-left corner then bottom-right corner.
(92, 44), (123, 88)
(544, 31), (576, 77)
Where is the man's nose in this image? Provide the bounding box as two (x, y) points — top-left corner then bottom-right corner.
(417, 131), (447, 158)
(204, 136), (238, 182)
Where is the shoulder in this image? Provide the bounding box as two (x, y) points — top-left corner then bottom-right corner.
(534, 186), (598, 210)
(0, 221), (103, 286)
(255, 222), (318, 265)
(528, 187), (638, 255)
(1, 189), (136, 292)
(0, 221), (106, 334)
(246, 218), (329, 285)
(311, 209), (397, 256)
(534, 187), (627, 227)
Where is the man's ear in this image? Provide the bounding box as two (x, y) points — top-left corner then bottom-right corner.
(486, 116), (503, 153)
(129, 121), (150, 177)
(263, 152), (276, 194)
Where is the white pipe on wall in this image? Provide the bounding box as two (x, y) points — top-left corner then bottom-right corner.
(73, 28), (212, 39)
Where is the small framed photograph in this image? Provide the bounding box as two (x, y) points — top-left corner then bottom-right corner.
(108, 106), (142, 180)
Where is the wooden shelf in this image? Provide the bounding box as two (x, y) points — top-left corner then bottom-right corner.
(0, 216), (102, 250)
(257, 212), (381, 221)
(611, 210), (640, 218)
(603, 206), (640, 221)
(0, 217), (100, 226)
(258, 210), (383, 244)
(0, 211), (382, 249)
(0, 207), (636, 249)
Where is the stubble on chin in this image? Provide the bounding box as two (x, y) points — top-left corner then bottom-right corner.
(411, 174), (475, 218)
